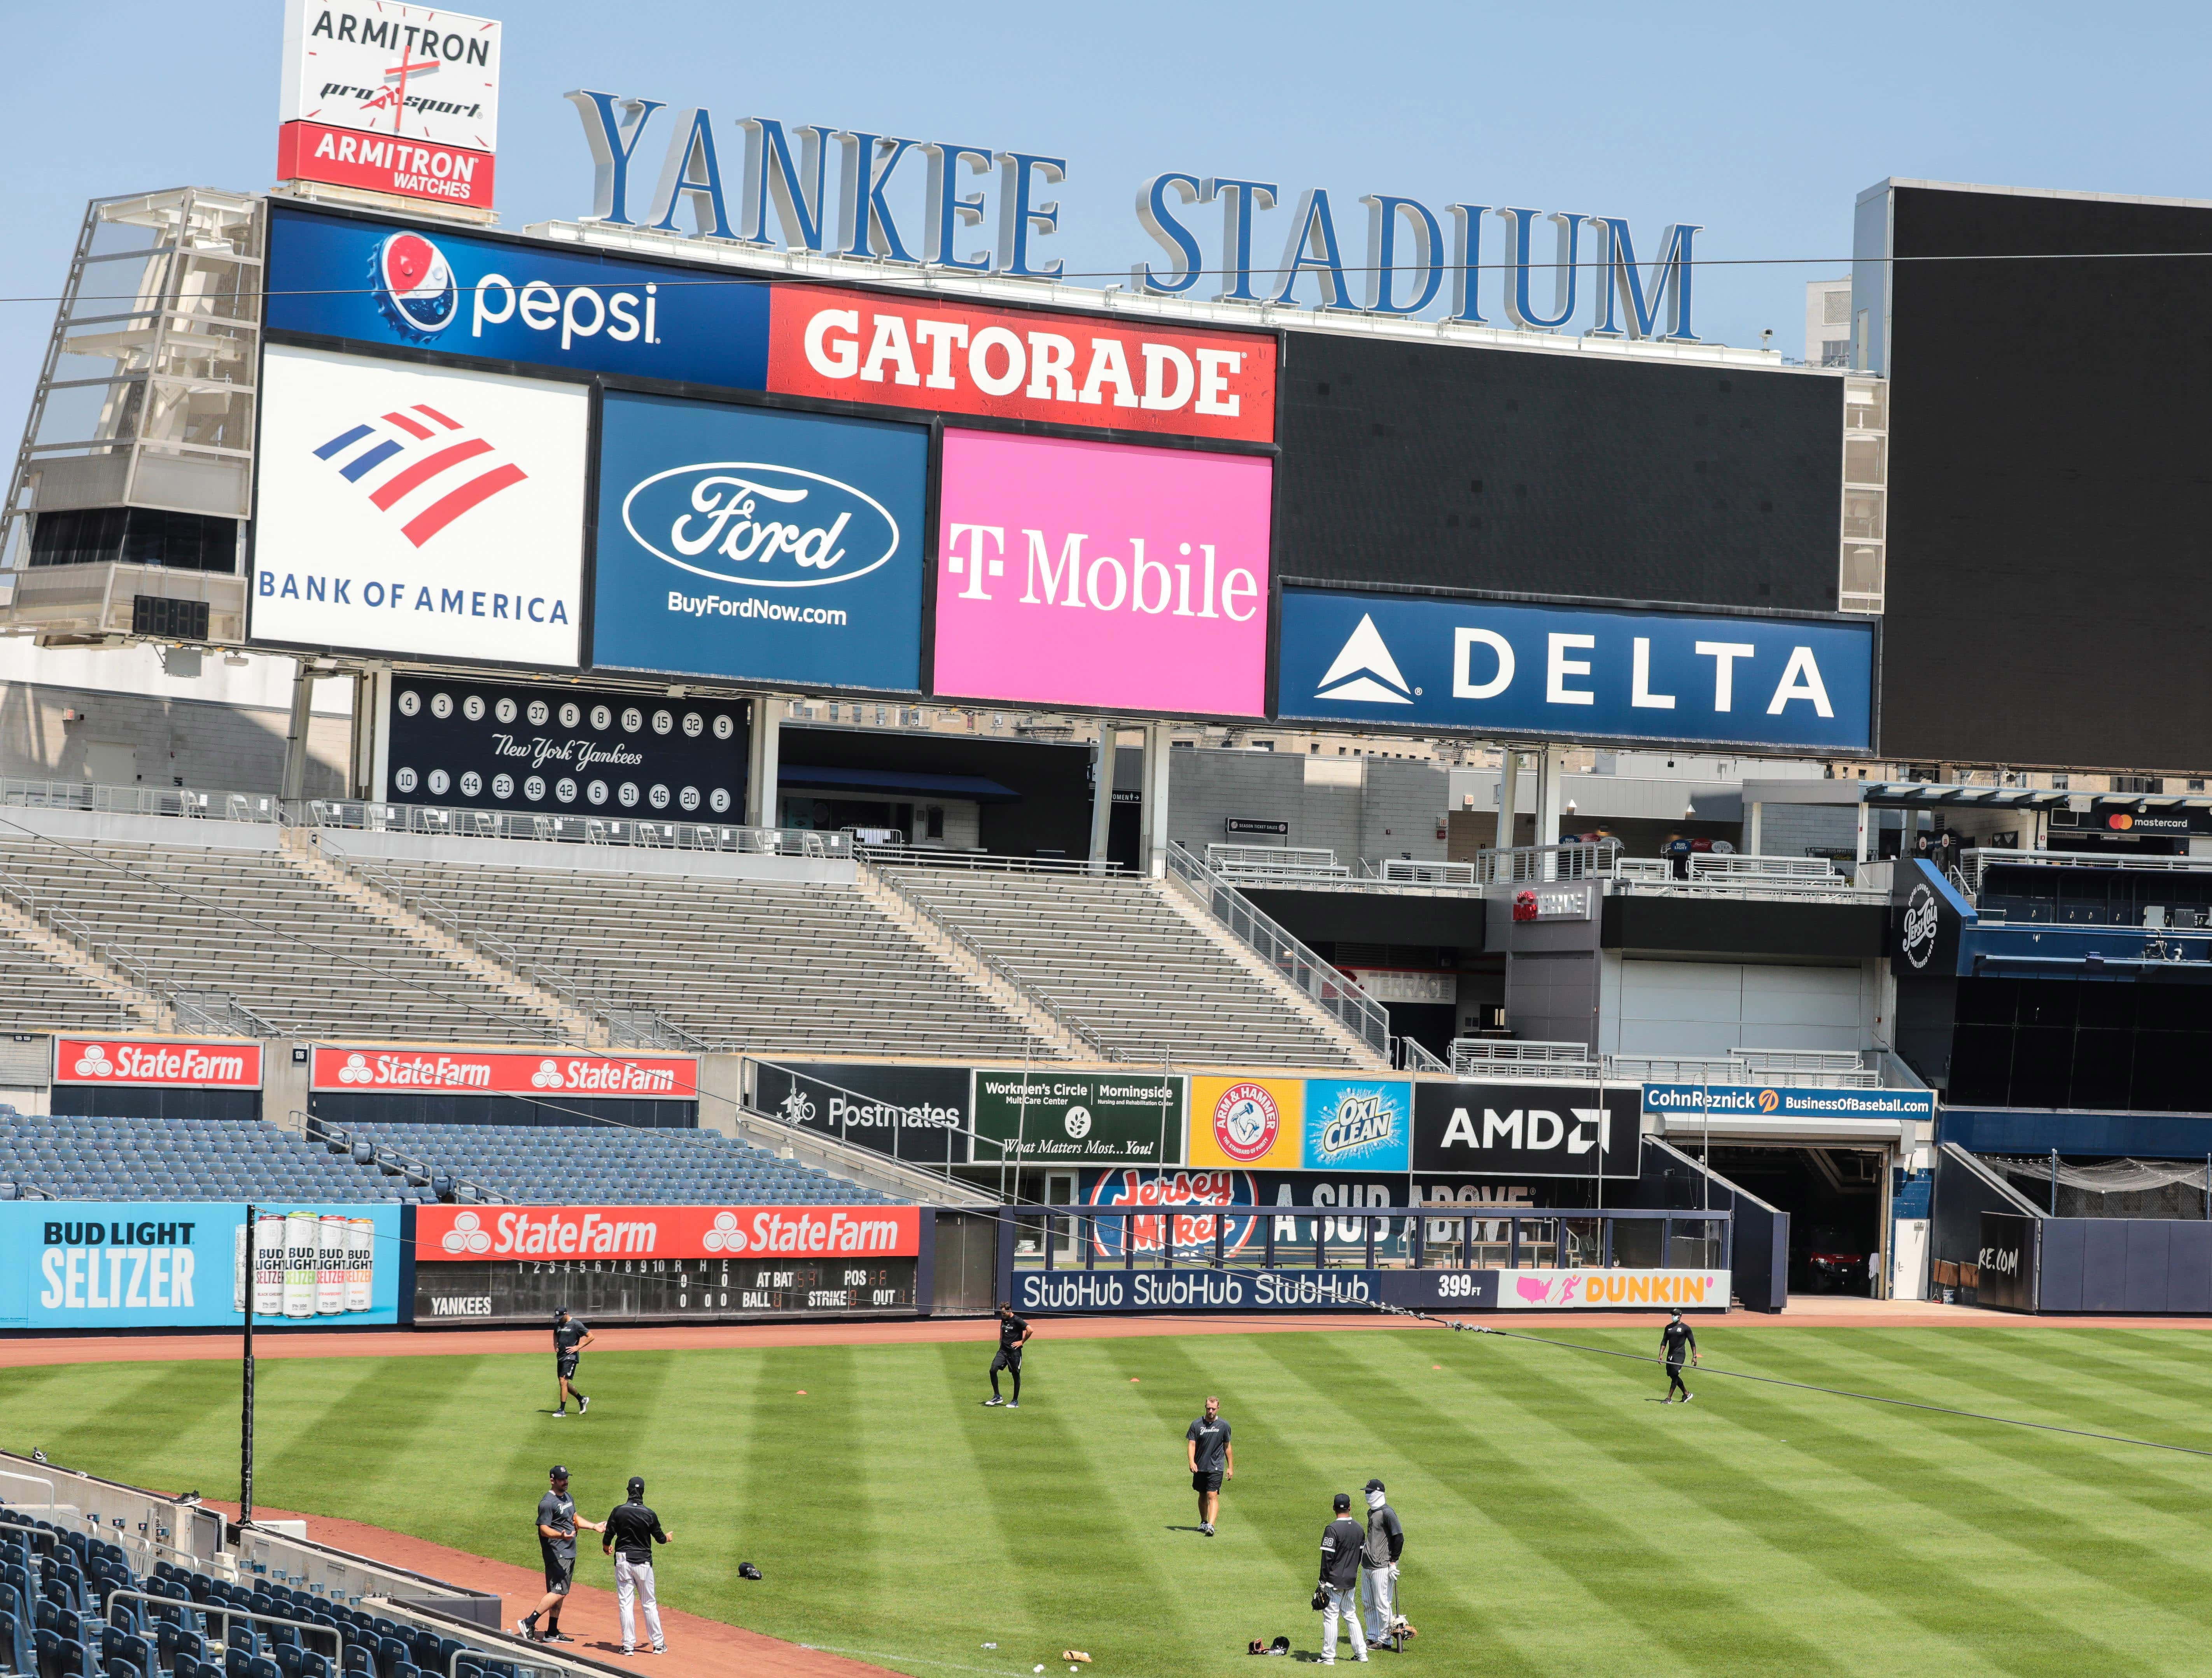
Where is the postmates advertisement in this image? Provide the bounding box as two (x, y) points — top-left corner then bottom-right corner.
(930, 430), (1273, 717)
(1188, 1075), (1304, 1170)
(415, 1204), (921, 1262)
(1500, 1269), (1730, 1310)
(766, 285), (1276, 443)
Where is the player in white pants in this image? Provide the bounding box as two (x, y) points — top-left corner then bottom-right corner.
(1317, 1493), (1369, 1665)
(1358, 1478), (1405, 1645)
(602, 1475), (672, 1655)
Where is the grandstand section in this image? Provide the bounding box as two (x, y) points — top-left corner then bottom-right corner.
(329, 1122), (900, 1206)
(0, 914), (142, 1034)
(0, 1115), (400, 1202)
(883, 863), (1380, 1068)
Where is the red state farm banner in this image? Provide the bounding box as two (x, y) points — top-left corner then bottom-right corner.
(311, 1046), (696, 1097)
(276, 119), (496, 209)
(767, 285), (1276, 444)
(54, 1037), (264, 1089)
(416, 1204), (922, 1261)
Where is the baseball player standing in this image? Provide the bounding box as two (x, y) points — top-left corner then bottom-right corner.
(603, 1475), (672, 1657)
(553, 1309), (594, 1417)
(984, 1303), (1031, 1407)
(1358, 1478), (1405, 1647)
(517, 1465), (602, 1643)
(1185, 1395), (1233, 1536)
(1661, 1308), (1698, 1402)
(1316, 1492), (1369, 1665)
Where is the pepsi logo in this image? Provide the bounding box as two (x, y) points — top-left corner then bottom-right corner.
(373, 232), (458, 339)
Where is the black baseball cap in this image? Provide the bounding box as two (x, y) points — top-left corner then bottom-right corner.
(1333, 1492), (1351, 1513)
(555, 1308), (570, 1320)
(628, 1476), (645, 1498)
(1364, 1478), (1385, 1495)
(549, 1465), (569, 1481)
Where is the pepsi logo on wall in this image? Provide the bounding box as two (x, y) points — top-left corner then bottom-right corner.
(383, 675), (748, 819)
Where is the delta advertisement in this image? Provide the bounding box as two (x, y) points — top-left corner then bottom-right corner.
(1277, 587), (1876, 753)
(250, 344), (589, 666)
(970, 1071), (1184, 1166)
(765, 286), (1276, 443)
(931, 431), (1274, 717)
(590, 393), (929, 691)
(381, 674), (747, 818)
(264, 205), (771, 388)
(0, 1203), (404, 1330)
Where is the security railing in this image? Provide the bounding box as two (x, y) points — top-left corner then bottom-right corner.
(0, 778), (277, 822)
(1395, 1035), (1451, 1074)
(1963, 847), (2212, 895)
(298, 799), (851, 856)
(1204, 844), (1349, 883)
(863, 844), (1119, 874)
(1606, 1049), (1880, 1089)
(1165, 843), (1390, 1059)
(1471, 839), (1622, 883)
(1364, 857), (1480, 887)
(1449, 1039), (1595, 1075)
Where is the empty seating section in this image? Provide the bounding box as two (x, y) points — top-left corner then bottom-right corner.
(340, 854), (1048, 1059)
(0, 1116), (401, 1202)
(0, 1498), (536, 1678)
(888, 868), (1361, 1068)
(0, 928), (130, 1032)
(0, 837), (550, 1040)
(338, 1122), (899, 1204)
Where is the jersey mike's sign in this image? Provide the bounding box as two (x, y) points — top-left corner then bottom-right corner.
(415, 1203), (922, 1261)
(311, 1046), (697, 1097)
(279, 1), (502, 209)
(53, 1038), (264, 1089)
(766, 286), (1274, 443)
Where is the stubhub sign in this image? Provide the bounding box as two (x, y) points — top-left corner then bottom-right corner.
(1278, 587), (1874, 752)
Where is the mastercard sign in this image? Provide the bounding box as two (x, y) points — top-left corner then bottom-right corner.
(1189, 1076), (1304, 1170)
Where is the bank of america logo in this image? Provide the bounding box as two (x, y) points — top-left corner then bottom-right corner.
(312, 402), (527, 547)
(1314, 613), (1412, 703)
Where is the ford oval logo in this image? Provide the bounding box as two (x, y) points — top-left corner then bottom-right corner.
(621, 461), (900, 590)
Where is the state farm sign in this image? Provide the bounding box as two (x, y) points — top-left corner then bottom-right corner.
(54, 1039), (264, 1090)
(766, 287), (1275, 444)
(415, 1204), (921, 1261)
(311, 1047), (696, 1097)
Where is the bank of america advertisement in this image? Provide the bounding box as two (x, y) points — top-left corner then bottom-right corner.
(0, 1203), (404, 1329)
(590, 392), (928, 691)
(1277, 586), (1874, 752)
(251, 345), (588, 665)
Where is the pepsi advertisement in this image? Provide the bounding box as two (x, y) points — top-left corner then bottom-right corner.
(1278, 586), (1875, 753)
(265, 204), (770, 389)
(590, 392), (929, 692)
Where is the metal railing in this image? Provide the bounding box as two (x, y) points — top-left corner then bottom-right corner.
(1608, 850), (1887, 902)
(1470, 839), (1622, 883)
(862, 859), (1113, 1059)
(867, 845), (1119, 874)
(1364, 857), (1480, 887)
(0, 778), (278, 822)
(300, 799), (852, 857)
(1965, 847), (2212, 894)
(1165, 843), (1390, 1059)
(1395, 1035), (1451, 1074)
(1449, 1039), (1595, 1075)
(1204, 844), (1349, 882)
(1605, 1049), (1880, 1089)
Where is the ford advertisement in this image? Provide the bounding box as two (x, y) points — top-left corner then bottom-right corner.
(590, 391), (929, 691)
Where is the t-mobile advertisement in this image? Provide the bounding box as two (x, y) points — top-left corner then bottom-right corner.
(930, 431), (1272, 717)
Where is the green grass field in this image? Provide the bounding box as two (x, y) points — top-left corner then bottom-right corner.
(7, 1325), (2212, 1676)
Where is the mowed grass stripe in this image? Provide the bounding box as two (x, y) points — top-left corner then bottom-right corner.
(1490, 1336), (2168, 1678)
(1272, 1329), (1868, 1677)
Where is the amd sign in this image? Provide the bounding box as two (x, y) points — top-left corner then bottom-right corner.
(565, 93), (1701, 338)
(1412, 1080), (1640, 1179)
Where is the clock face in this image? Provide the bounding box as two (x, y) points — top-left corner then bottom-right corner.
(281, 4), (504, 153)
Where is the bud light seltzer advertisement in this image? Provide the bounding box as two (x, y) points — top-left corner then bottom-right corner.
(589, 392), (929, 692)
(0, 1203), (404, 1329)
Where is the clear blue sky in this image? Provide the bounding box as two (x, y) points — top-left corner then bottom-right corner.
(6, 0), (2207, 420)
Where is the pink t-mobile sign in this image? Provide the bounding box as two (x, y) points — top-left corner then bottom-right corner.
(931, 430), (1273, 716)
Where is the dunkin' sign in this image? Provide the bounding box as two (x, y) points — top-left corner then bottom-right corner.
(931, 430), (1273, 717)
(311, 1047), (696, 1096)
(54, 1039), (264, 1089)
(416, 1204), (921, 1261)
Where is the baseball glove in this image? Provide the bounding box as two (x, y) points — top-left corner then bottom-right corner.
(1311, 1587), (1329, 1612)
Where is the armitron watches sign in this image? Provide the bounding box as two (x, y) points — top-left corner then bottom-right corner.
(54, 1039), (264, 1089)
(311, 1047), (697, 1097)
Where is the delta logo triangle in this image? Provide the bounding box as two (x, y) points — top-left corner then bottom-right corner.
(1314, 613), (1413, 704)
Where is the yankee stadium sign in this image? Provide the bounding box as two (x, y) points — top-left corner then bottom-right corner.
(565, 93), (1702, 338)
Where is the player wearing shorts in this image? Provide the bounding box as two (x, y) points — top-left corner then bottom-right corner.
(517, 1464), (602, 1643)
(984, 1303), (1031, 1407)
(1185, 1395), (1233, 1536)
(553, 1309), (593, 1417)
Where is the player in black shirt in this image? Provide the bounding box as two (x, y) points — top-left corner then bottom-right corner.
(1185, 1395), (1233, 1536)
(552, 1310), (593, 1418)
(603, 1475), (673, 1656)
(984, 1303), (1031, 1408)
(517, 1464), (602, 1643)
(1660, 1309), (1698, 1402)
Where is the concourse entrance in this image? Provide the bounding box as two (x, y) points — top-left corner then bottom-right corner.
(1700, 1145), (1886, 1297)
